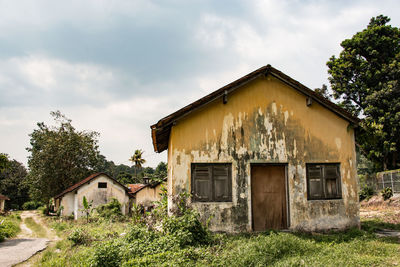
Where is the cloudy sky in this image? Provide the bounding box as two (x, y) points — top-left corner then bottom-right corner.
(1, 0), (399, 168)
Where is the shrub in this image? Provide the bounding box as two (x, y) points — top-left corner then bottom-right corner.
(0, 215), (21, 241)
(381, 187), (393, 201)
(90, 240), (122, 267)
(96, 198), (123, 220)
(22, 200), (42, 210)
(359, 186), (374, 201)
(162, 209), (212, 247)
(67, 227), (90, 245)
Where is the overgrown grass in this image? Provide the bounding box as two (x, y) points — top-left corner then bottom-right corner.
(0, 213), (21, 241)
(35, 194), (400, 266)
(25, 217), (47, 237)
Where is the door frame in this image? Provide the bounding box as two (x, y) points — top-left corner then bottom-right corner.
(250, 163), (290, 230)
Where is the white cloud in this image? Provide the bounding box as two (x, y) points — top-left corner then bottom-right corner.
(1, 0), (400, 171)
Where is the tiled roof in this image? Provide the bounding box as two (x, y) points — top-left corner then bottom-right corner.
(127, 184), (147, 194)
(0, 194), (9, 200)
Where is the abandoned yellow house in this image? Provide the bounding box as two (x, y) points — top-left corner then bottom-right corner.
(127, 178), (166, 208)
(151, 65), (360, 232)
(54, 173), (132, 219)
(0, 194), (9, 212)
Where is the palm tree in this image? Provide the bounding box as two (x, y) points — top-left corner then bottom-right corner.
(129, 149), (146, 178)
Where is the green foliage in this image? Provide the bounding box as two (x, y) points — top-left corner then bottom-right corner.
(68, 227), (90, 245)
(327, 15), (400, 171)
(129, 149), (146, 178)
(0, 158), (30, 210)
(27, 111), (100, 205)
(80, 196), (93, 223)
(0, 153), (9, 172)
(0, 214), (21, 241)
(90, 240), (122, 267)
(95, 198), (123, 220)
(380, 187), (393, 200)
(359, 186), (374, 201)
(154, 162), (167, 179)
(162, 210), (212, 247)
(22, 200), (43, 210)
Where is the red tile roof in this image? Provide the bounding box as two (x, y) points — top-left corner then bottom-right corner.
(126, 184), (147, 194)
(0, 194), (9, 200)
(54, 172), (131, 199)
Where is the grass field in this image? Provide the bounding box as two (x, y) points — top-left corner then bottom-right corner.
(33, 200), (400, 267)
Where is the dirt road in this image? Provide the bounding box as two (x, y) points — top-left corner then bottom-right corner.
(0, 211), (51, 267)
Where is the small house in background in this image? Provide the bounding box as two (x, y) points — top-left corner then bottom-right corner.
(0, 194), (9, 212)
(127, 178), (166, 209)
(151, 65), (360, 232)
(54, 173), (132, 219)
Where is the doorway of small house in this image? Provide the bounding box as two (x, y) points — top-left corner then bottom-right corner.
(251, 164), (288, 231)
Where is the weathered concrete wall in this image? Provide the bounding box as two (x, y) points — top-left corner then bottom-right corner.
(59, 175), (130, 219)
(0, 199), (5, 211)
(75, 175), (130, 219)
(168, 75), (359, 232)
(135, 184), (163, 207)
(60, 192), (75, 217)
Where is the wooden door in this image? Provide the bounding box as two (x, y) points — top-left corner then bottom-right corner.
(251, 165), (287, 231)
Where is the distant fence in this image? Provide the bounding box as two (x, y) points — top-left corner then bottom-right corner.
(376, 169), (400, 193)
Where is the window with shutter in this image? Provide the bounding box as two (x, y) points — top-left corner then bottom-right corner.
(192, 163), (232, 202)
(306, 163), (341, 200)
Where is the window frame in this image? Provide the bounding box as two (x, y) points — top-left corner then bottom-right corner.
(191, 163), (232, 203)
(98, 182), (107, 189)
(306, 163), (342, 200)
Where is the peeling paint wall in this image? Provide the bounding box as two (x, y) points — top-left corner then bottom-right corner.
(135, 184), (164, 206)
(60, 175), (131, 219)
(168, 75), (359, 232)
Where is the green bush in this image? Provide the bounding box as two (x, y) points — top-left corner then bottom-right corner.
(96, 198), (123, 220)
(22, 200), (42, 210)
(381, 187), (393, 200)
(90, 240), (122, 267)
(67, 227), (90, 245)
(359, 186), (374, 201)
(0, 215), (21, 241)
(162, 210), (212, 247)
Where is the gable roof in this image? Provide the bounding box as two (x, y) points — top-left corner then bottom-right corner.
(151, 64), (359, 153)
(0, 194), (9, 200)
(54, 172), (131, 199)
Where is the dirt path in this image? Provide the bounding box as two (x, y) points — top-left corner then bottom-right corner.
(0, 211), (54, 267)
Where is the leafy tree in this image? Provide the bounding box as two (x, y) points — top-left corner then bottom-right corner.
(0, 153), (9, 172)
(117, 172), (136, 185)
(327, 15), (400, 170)
(0, 159), (30, 209)
(129, 149), (146, 177)
(314, 84), (331, 100)
(154, 161), (167, 179)
(27, 111), (100, 206)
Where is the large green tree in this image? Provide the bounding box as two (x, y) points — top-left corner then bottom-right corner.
(0, 159), (30, 209)
(0, 153), (9, 172)
(327, 15), (400, 170)
(27, 111), (100, 205)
